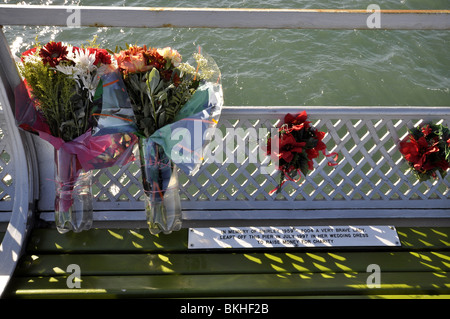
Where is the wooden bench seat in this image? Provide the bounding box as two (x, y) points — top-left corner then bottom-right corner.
(4, 226), (450, 299)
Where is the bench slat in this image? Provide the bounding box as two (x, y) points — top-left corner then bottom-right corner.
(7, 272), (450, 299)
(26, 228), (188, 253)
(14, 251), (450, 276)
(26, 227), (450, 253)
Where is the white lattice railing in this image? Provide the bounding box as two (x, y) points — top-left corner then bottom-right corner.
(32, 106), (450, 225)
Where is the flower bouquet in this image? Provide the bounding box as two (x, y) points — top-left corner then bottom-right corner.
(266, 111), (338, 194)
(399, 122), (450, 181)
(106, 45), (223, 234)
(15, 39), (136, 233)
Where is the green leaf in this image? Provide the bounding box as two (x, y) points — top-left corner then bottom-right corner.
(60, 119), (76, 131)
(157, 91), (168, 103)
(296, 152), (310, 176)
(158, 112), (166, 128)
(93, 79), (103, 101)
(305, 136), (318, 149)
(146, 68), (160, 94)
(410, 127), (422, 140)
(128, 74), (142, 92)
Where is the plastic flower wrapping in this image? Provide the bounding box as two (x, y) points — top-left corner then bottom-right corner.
(90, 44), (223, 234)
(266, 111), (338, 194)
(14, 40), (137, 170)
(399, 122), (450, 181)
(93, 44), (224, 175)
(14, 39), (139, 233)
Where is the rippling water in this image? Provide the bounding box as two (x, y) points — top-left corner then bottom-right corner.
(2, 0), (449, 106)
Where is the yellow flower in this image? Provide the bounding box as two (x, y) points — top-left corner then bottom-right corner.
(157, 47), (182, 67)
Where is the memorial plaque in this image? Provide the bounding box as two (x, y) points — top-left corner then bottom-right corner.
(188, 225), (401, 249)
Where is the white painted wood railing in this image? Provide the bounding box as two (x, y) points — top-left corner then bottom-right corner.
(0, 31), (32, 296)
(0, 5), (449, 296)
(0, 5), (449, 30)
(31, 106), (449, 227)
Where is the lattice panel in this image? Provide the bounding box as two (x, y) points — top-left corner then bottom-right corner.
(0, 106), (14, 210)
(92, 162), (142, 205)
(87, 108), (449, 212)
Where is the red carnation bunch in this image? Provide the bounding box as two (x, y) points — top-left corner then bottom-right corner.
(266, 111), (338, 194)
(399, 123), (450, 181)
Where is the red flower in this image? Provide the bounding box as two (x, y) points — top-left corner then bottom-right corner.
(285, 111), (310, 131)
(21, 47), (37, 62)
(115, 46), (152, 74)
(285, 111), (307, 125)
(22, 47), (37, 56)
(313, 130), (327, 152)
(278, 133), (306, 163)
(306, 148), (319, 159)
(436, 159), (450, 171)
(399, 136), (420, 163)
(88, 48), (111, 65)
(422, 125), (432, 136)
(115, 46), (170, 75)
(145, 48), (166, 70)
(306, 148), (319, 170)
(314, 130), (325, 141)
(172, 72), (181, 87)
(400, 135), (442, 173)
(265, 136), (272, 155)
(39, 41), (69, 67)
(160, 70), (173, 81)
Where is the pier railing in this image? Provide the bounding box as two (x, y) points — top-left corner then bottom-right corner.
(0, 5), (450, 30)
(0, 5), (449, 295)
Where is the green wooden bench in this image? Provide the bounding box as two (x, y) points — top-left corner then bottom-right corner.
(4, 226), (450, 299)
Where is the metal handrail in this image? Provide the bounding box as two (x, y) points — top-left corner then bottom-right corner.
(0, 5), (449, 30)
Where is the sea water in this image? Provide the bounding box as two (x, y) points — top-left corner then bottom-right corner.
(2, 0), (449, 107)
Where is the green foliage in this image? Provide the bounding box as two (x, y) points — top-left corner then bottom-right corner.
(85, 35), (99, 49)
(19, 59), (87, 141)
(125, 64), (200, 138)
